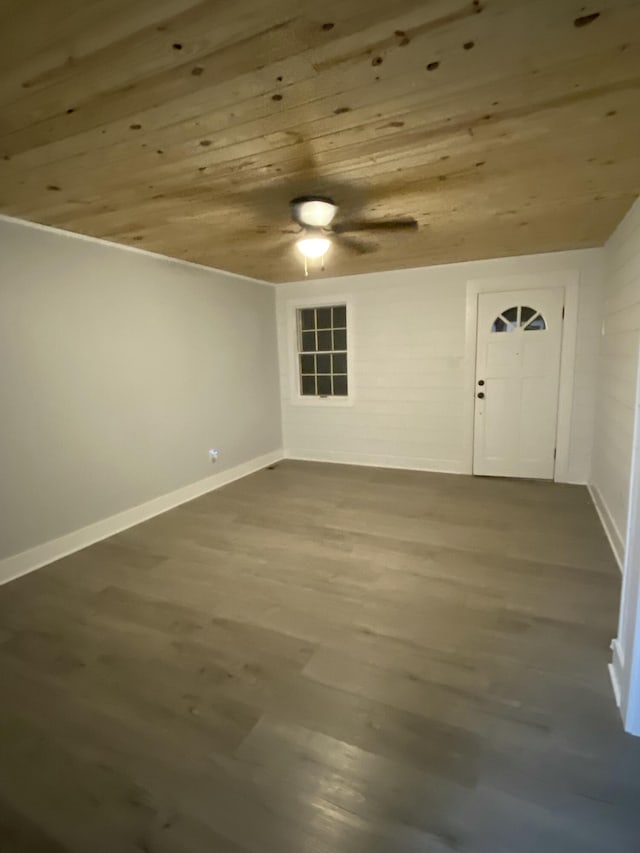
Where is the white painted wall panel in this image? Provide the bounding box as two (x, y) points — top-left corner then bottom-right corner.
(277, 249), (603, 482)
(592, 198), (640, 554)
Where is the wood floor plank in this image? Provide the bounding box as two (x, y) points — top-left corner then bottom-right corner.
(0, 460), (638, 852)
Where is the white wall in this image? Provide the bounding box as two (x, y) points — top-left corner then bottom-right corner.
(277, 249), (603, 483)
(591, 198), (640, 734)
(591, 199), (640, 563)
(0, 217), (281, 574)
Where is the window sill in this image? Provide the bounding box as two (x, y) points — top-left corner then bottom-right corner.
(290, 395), (354, 408)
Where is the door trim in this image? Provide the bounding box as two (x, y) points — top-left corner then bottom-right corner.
(463, 271), (579, 483)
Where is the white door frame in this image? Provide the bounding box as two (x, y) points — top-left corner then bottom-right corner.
(463, 271), (579, 482)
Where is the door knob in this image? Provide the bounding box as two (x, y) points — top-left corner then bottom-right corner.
(477, 392), (485, 399)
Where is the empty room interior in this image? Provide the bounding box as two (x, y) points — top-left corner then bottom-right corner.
(3, 0), (640, 850)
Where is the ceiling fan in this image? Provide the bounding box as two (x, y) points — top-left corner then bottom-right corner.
(290, 195), (418, 274)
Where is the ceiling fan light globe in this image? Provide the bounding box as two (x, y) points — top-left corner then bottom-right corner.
(296, 237), (331, 259)
(296, 200), (337, 228)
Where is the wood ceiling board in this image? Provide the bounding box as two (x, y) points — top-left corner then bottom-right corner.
(1, 0), (639, 282)
(15, 90), (635, 225)
(6, 54), (634, 202)
(7, 66), (637, 214)
(4, 10), (636, 171)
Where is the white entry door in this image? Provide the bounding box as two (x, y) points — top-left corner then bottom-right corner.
(473, 287), (564, 479)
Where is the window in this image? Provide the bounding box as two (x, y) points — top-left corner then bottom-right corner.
(297, 304), (348, 397)
(491, 305), (546, 333)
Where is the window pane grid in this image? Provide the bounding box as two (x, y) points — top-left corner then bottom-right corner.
(491, 305), (547, 333)
(297, 304), (348, 397)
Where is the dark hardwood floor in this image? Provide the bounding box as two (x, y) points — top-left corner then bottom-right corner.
(1, 461), (638, 852)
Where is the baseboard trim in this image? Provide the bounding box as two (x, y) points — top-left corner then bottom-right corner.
(588, 483), (624, 572)
(609, 662), (622, 707)
(0, 449), (284, 587)
(610, 638), (624, 708)
(283, 449), (466, 475)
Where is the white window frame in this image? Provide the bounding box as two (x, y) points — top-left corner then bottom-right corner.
(286, 295), (354, 407)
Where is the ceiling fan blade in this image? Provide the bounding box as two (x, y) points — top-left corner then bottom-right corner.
(333, 233), (376, 255)
(334, 217), (418, 234)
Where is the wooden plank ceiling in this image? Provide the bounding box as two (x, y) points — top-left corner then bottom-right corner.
(1, 0), (639, 282)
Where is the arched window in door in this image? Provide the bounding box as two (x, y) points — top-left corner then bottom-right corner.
(491, 305), (546, 333)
